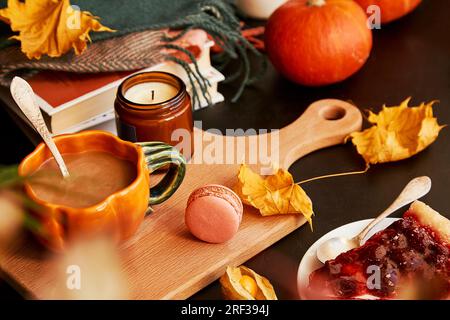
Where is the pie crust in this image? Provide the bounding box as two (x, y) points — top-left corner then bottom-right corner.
(407, 201), (450, 244)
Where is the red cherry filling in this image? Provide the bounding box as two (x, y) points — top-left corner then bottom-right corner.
(308, 213), (450, 299)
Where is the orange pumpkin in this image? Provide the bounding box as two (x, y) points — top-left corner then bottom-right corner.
(265, 0), (372, 87)
(355, 0), (422, 24)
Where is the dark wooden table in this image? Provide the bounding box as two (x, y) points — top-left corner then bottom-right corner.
(0, 0), (449, 300)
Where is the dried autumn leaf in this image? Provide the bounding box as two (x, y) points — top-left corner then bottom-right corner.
(349, 98), (445, 165)
(0, 0), (114, 59)
(0, 13), (8, 24)
(220, 266), (277, 300)
(235, 164), (313, 225)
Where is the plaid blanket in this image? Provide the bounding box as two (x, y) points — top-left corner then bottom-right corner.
(0, 0), (261, 102)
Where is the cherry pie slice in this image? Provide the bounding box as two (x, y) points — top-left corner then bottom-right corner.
(308, 201), (450, 299)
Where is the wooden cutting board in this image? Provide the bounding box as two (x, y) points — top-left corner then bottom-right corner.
(0, 99), (362, 299)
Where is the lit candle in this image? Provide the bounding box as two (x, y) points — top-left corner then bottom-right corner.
(115, 72), (194, 158)
(124, 82), (179, 104)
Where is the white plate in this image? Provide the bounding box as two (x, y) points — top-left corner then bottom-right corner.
(297, 218), (399, 300)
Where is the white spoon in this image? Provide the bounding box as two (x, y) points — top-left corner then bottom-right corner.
(10, 77), (70, 179)
(316, 176), (432, 264)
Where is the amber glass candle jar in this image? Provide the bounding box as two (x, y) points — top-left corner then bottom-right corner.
(115, 72), (193, 158)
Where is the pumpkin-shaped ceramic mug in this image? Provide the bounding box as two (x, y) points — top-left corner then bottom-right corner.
(18, 130), (186, 251)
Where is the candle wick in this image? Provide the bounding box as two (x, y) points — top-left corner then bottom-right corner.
(151, 90), (155, 101)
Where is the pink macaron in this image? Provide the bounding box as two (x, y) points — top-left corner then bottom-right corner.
(185, 184), (243, 243)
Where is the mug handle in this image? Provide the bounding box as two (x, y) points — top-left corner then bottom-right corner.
(137, 142), (186, 212)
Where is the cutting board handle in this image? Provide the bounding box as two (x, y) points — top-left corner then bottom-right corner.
(279, 99), (362, 169)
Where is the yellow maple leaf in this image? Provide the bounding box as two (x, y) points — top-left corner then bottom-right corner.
(348, 98), (445, 165)
(0, 0), (114, 59)
(235, 164), (313, 226)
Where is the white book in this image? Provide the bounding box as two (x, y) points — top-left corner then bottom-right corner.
(58, 67), (225, 135)
(28, 41), (224, 134)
